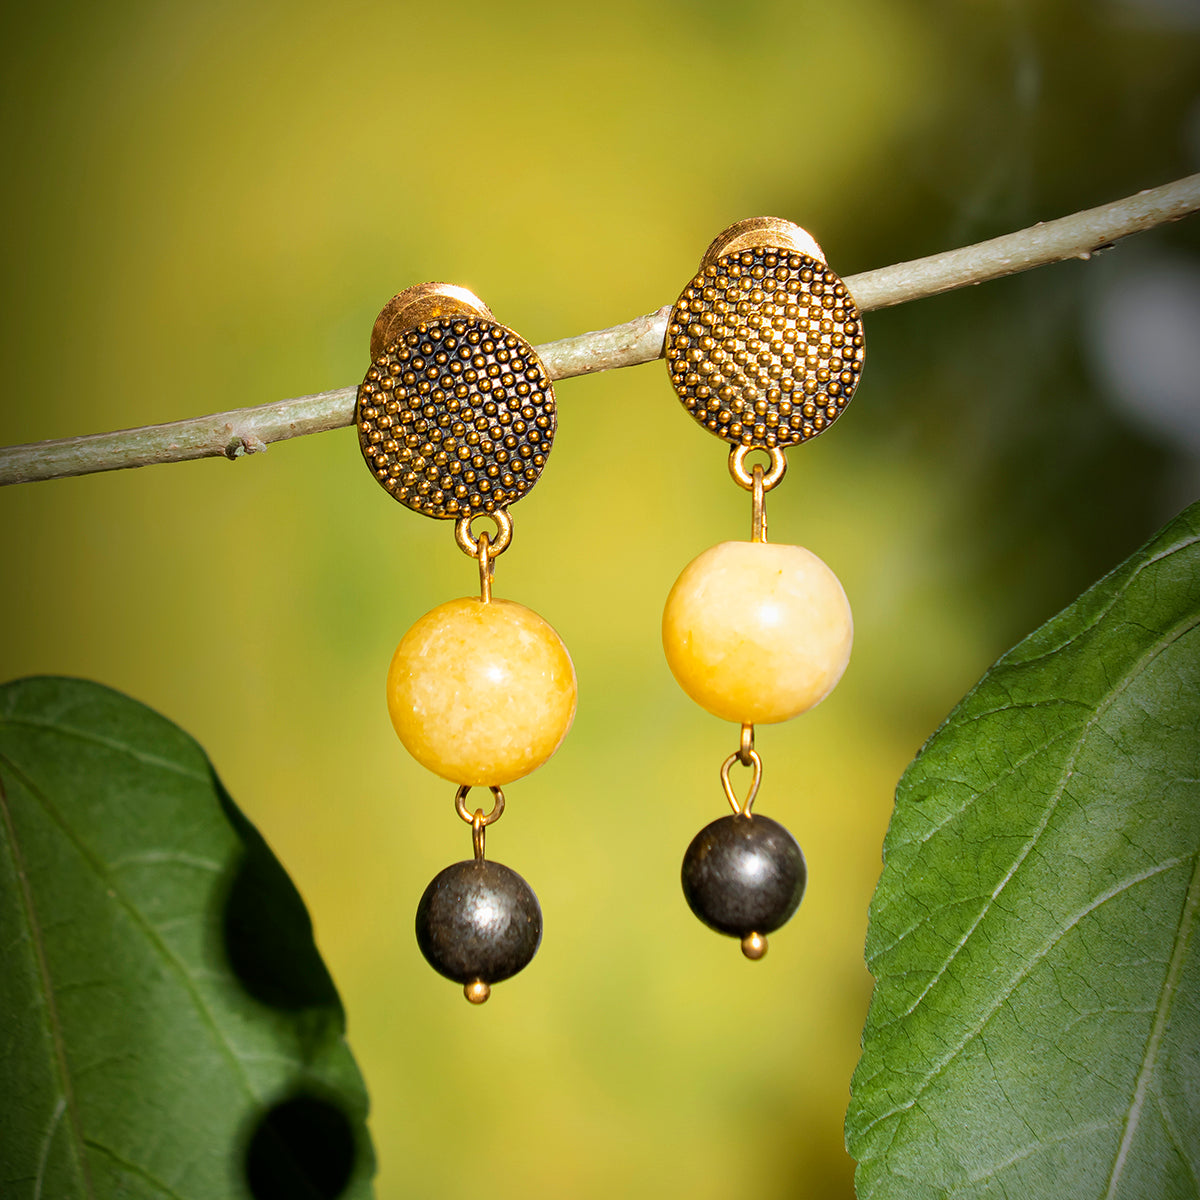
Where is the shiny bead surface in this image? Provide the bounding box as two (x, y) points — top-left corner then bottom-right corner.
(662, 540), (852, 724)
(415, 859), (542, 988)
(387, 597), (577, 786)
(740, 931), (768, 960)
(681, 814), (806, 938)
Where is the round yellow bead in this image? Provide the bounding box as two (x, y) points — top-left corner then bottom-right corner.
(387, 597), (577, 787)
(662, 541), (852, 724)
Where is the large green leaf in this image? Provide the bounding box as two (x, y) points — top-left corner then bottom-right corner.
(847, 503), (1200, 1198)
(0, 677), (374, 1200)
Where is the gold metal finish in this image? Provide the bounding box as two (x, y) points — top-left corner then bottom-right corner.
(357, 289), (556, 518)
(476, 531), (493, 603)
(728, 445), (787, 491)
(667, 223), (864, 449)
(471, 809), (487, 861)
(738, 723), (755, 766)
(454, 784), (506, 827)
(459, 511), (515, 602)
(741, 932), (768, 960)
(720, 748), (763, 817)
(701, 217), (826, 268)
(370, 283), (494, 362)
(751, 465), (767, 543)
(464, 980), (492, 1004)
(455, 508), (513, 558)
(455, 784), (505, 862)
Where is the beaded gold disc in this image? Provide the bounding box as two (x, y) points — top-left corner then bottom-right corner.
(666, 247), (864, 448)
(356, 317), (556, 518)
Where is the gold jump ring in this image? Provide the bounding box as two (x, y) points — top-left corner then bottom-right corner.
(455, 509), (513, 558)
(454, 784), (506, 826)
(729, 445), (786, 491)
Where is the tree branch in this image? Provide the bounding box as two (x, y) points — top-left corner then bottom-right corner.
(3, 173), (1198, 487)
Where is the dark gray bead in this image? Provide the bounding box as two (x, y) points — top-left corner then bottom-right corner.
(681, 814), (806, 937)
(415, 859), (542, 985)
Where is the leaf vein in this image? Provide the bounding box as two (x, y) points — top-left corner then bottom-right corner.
(107, 850), (223, 872)
(1102, 851), (1200, 1198)
(33, 1097), (66, 1200)
(998, 533), (1200, 672)
(892, 729), (1075, 855)
(0, 716), (207, 781)
(1155, 1083), (1200, 1195)
(0, 753), (262, 1110)
(859, 855), (1189, 1139)
(872, 732), (1077, 959)
(883, 611), (1200, 1026)
(0, 764), (96, 1199)
(82, 1139), (193, 1200)
(947, 1118), (1118, 1192)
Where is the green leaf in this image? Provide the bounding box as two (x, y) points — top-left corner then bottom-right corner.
(0, 677), (375, 1200)
(847, 503), (1200, 1199)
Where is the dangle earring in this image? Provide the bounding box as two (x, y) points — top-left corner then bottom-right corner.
(661, 218), (863, 959)
(356, 283), (576, 1003)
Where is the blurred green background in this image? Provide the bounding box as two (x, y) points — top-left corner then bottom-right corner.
(2, 1), (1198, 1196)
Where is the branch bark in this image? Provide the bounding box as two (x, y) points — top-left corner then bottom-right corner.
(3, 174), (1198, 487)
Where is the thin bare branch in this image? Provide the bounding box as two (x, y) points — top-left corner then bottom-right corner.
(3, 173), (1198, 487)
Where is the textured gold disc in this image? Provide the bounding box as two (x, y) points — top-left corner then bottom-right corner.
(356, 317), (556, 518)
(666, 247), (864, 448)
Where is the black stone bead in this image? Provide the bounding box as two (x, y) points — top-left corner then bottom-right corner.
(415, 859), (542, 985)
(681, 814), (806, 938)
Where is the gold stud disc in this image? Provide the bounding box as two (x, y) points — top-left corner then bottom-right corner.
(666, 246), (864, 449)
(356, 317), (556, 518)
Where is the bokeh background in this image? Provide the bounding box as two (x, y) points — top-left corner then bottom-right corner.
(2, 2), (1199, 1196)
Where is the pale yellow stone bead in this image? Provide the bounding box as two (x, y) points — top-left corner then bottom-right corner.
(662, 541), (852, 724)
(387, 597), (577, 787)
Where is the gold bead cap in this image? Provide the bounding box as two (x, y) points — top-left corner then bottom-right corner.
(371, 283), (494, 362)
(701, 217), (827, 269)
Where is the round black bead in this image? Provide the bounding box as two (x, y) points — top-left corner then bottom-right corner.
(415, 859), (542, 985)
(681, 814), (806, 938)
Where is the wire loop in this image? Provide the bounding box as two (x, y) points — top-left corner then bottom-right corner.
(728, 445), (787, 492)
(455, 509), (513, 558)
(455, 784), (505, 862)
(751, 465), (767, 543)
(454, 784), (506, 827)
(476, 531), (493, 602)
(720, 748), (762, 817)
(738, 723), (755, 767)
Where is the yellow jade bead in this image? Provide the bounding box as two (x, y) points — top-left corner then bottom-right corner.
(662, 541), (852, 725)
(387, 597), (577, 787)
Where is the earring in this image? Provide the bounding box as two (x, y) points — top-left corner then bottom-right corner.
(356, 283), (576, 1003)
(661, 218), (863, 958)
